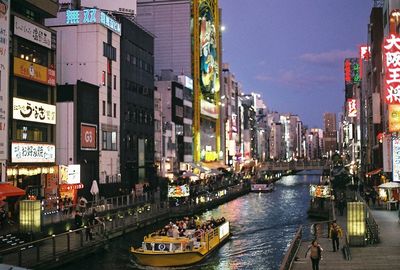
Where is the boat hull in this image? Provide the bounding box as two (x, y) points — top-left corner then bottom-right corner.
(251, 184), (274, 192)
(131, 233), (231, 267)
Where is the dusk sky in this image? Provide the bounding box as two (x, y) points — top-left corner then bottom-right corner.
(219, 0), (372, 128)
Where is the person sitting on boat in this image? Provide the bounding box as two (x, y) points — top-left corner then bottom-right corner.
(167, 225), (173, 237)
(172, 225), (180, 238)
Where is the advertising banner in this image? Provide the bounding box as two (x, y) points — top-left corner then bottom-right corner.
(168, 184), (190, 197)
(201, 100), (218, 119)
(67, 165), (81, 184)
(393, 138), (400, 182)
(383, 135), (392, 172)
(81, 123), (97, 150)
(310, 184), (331, 198)
(347, 98), (357, 118)
(13, 57), (56, 86)
(389, 104), (400, 132)
(0, 0), (10, 167)
(13, 97), (56, 125)
(11, 142), (55, 163)
(14, 16), (52, 49)
(344, 58), (360, 85)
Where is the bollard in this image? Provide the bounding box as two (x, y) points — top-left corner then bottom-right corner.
(67, 233), (70, 252)
(52, 235), (56, 258)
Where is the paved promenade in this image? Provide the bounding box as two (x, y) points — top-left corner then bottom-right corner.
(292, 206), (400, 270)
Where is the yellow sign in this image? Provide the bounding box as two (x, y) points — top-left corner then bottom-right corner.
(389, 104), (400, 132)
(13, 57), (56, 86)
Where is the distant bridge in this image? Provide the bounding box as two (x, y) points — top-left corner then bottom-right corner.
(258, 160), (330, 172)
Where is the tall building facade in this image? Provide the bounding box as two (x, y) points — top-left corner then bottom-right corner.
(47, 8), (122, 196)
(7, 1), (58, 209)
(323, 112), (337, 156)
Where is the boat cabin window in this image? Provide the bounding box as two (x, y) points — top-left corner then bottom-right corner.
(154, 243), (170, 252)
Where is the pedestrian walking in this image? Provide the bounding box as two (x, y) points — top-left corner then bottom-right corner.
(329, 222), (343, 252)
(305, 240), (323, 270)
(337, 197), (346, 216)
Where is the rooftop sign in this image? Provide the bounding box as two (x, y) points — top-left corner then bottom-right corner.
(65, 9), (121, 35)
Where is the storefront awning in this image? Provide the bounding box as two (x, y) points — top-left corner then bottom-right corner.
(0, 183), (25, 198)
(366, 168), (382, 176)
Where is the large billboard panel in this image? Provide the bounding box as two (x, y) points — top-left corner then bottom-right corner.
(347, 98), (357, 118)
(80, 123), (97, 150)
(0, 0), (10, 166)
(389, 104), (400, 132)
(383, 34), (400, 103)
(199, 0), (220, 104)
(14, 16), (52, 49)
(13, 97), (56, 125)
(344, 58), (360, 86)
(11, 142), (55, 163)
(13, 57), (56, 86)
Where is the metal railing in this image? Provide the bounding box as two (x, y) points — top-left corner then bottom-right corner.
(279, 225), (303, 270)
(354, 192), (380, 245)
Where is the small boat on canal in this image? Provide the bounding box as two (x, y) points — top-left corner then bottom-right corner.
(251, 182), (275, 192)
(131, 219), (231, 267)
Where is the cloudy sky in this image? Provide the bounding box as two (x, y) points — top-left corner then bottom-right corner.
(219, 0), (373, 128)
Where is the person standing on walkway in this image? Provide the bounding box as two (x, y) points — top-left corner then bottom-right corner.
(329, 222), (343, 252)
(305, 240), (323, 270)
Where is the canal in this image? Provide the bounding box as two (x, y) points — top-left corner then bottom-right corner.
(60, 173), (320, 270)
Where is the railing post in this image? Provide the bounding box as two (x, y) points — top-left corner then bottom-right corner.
(67, 233), (70, 252)
(52, 236), (56, 258)
(36, 244), (40, 262)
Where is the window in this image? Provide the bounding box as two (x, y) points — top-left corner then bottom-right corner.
(17, 78), (49, 102)
(184, 124), (192, 137)
(113, 103), (116, 118)
(175, 105), (183, 118)
(102, 130), (117, 150)
(17, 41), (49, 66)
(16, 122), (48, 142)
(102, 71), (106, 86)
(113, 75), (116, 90)
(102, 101), (106, 116)
(175, 88), (183, 99)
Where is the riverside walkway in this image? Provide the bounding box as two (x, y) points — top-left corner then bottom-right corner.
(291, 205), (400, 270)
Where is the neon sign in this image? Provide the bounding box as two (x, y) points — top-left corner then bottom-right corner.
(344, 58), (360, 85)
(65, 9), (121, 35)
(384, 34), (400, 103)
(359, 45), (370, 79)
(347, 98), (357, 118)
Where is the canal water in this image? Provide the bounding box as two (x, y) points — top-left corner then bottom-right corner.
(60, 173), (320, 270)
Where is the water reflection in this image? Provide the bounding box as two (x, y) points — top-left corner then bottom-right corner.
(60, 173), (320, 270)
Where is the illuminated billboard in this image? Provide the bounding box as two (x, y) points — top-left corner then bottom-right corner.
(199, 0), (220, 103)
(310, 185), (331, 198)
(344, 58), (360, 85)
(393, 138), (400, 182)
(168, 184), (190, 197)
(384, 34), (400, 103)
(389, 104), (400, 132)
(347, 98), (357, 118)
(359, 45), (370, 79)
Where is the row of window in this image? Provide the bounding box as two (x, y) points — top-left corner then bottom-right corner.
(125, 53), (154, 74)
(102, 101), (117, 118)
(124, 108), (153, 126)
(124, 79), (153, 98)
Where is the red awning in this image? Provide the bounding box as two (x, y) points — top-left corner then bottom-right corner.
(0, 183), (25, 198)
(366, 168), (382, 176)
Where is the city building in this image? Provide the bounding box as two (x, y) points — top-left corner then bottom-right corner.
(307, 128), (324, 160)
(6, 0), (58, 212)
(221, 63), (241, 166)
(47, 7), (122, 196)
(155, 73), (193, 178)
(118, 15), (155, 191)
(323, 112), (337, 157)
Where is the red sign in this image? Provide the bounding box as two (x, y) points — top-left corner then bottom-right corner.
(81, 123), (97, 150)
(383, 34), (400, 103)
(347, 98), (357, 118)
(344, 59), (351, 84)
(359, 45), (370, 79)
(59, 183), (84, 192)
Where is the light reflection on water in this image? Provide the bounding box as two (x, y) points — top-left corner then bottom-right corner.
(59, 173), (320, 270)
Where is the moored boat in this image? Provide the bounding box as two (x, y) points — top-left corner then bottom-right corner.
(251, 183), (275, 192)
(131, 218), (231, 267)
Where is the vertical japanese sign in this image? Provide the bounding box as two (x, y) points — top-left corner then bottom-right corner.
(383, 34), (400, 103)
(383, 135), (392, 172)
(359, 45), (370, 79)
(344, 58), (360, 85)
(392, 138), (400, 182)
(347, 98), (357, 118)
(0, 0), (9, 182)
